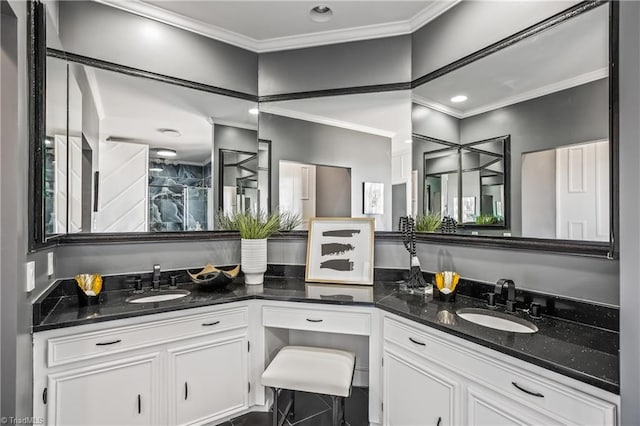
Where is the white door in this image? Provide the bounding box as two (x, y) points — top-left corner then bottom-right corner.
(383, 350), (458, 426)
(169, 336), (248, 425)
(95, 140), (148, 232)
(47, 354), (159, 426)
(556, 140), (609, 241)
(68, 136), (83, 233)
(466, 385), (561, 426)
(53, 134), (68, 233)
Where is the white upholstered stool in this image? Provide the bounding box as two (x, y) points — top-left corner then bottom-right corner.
(261, 346), (356, 426)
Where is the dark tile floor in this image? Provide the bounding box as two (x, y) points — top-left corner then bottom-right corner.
(222, 387), (369, 426)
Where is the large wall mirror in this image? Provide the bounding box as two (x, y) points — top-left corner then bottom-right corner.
(258, 91), (412, 231)
(43, 54), (257, 237)
(411, 1), (615, 250)
(30, 0), (617, 256)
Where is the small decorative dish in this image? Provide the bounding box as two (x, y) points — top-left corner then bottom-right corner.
(187, 264), (240, 289)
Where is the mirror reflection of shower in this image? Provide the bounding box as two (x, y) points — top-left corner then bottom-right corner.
(278, 160), (351, 229)
(149, 158), (213, 232)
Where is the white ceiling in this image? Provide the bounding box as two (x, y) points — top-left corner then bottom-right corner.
(261, 90), (412, 154)
(413, 4), (609, 118)
(91, 66), (257, 163)
(98, 0), (458, 52)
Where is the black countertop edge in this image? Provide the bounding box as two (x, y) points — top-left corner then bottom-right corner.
(375, 303), (619, 395)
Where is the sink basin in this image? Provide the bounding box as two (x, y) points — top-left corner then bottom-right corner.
(456, 308), (538, 333)
(126, 290), (190, 304)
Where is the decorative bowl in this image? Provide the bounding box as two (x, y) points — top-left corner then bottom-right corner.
(187, 264), (240, 288)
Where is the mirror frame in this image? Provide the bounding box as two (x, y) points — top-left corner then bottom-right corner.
(28, 0), (618, 258)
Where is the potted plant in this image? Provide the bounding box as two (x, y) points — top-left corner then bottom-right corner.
(233, 211), (281, 285)
(415, 213), (442, 232)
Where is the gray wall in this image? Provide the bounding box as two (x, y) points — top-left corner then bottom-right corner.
(460, 78), (608, 235)
(56, 1), (258, 95)
(260, 113), (392, 230)
(55, 238), (619, 307)
(2, 0), (57, 419)
(521, 149), (556, 238)
(411, 1), (579, 79)
(259, 35), (411, 96)
(315, 165), (351, 217)
(619, 1), (640, 423)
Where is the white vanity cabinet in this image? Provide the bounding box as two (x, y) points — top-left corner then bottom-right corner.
(33, 304), (250, 426)
(168, 335), (248, 425)
(46, 353), (160, 426)
(382, 313), (619, 426)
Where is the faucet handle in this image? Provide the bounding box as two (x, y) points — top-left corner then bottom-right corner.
(483, 292), (497, 308)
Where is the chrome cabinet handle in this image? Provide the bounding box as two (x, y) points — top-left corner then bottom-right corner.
(202, 321), (220, 327)
(306, 318), (323, 323)
(95, 339), (121, 346)
(409, 337), (426, 346)
(512, 382), (544, 398)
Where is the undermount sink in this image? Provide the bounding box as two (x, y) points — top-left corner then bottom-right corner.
(456, 308), (538, 334)
(126, 289), (190, 304)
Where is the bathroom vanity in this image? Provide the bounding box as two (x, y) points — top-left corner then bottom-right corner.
(32, 271), (619, 426)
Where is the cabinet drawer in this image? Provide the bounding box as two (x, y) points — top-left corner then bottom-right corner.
(48, 307), (248, 367)
(384, 317), (616, 425)
(263, 305), (370, 336)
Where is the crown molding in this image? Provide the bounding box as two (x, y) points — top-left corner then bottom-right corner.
(409, 0), (461, 31)
(95, 0), (460, 53)
(412, 94), (464, 118)
(413, 68), (609, 120)
(95, 0), (258, 51)
(260, 104), (396, 139)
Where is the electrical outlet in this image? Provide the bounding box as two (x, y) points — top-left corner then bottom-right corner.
(26, 261), (35, 292)
(47, 252), (54, 277)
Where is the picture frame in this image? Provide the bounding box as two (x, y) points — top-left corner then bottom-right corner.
(363, 182), (384, 215)
(305, 217), (375, 285)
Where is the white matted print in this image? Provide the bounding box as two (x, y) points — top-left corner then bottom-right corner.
(363, 182), (384, 215)
(305, 218), (375, 285)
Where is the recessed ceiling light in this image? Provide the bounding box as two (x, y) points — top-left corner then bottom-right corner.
(451, 95), (468, 103)
(155, 148), (177, 158)
(157, 128), (181, 137)
(248, 108), (259, 115)
(404, 139), (413, 144)
(310, 5), (333, 23)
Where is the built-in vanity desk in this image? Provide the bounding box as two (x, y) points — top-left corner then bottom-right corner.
(32, 270), (619, 425)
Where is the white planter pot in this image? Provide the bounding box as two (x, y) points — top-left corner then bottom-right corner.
(241, 238), (267, 285)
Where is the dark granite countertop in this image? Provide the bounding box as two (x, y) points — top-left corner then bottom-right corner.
(33, 272), (619, 394)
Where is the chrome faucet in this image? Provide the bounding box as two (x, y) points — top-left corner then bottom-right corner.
(495, 278), (517, 313)
(152, 264), (161, 291)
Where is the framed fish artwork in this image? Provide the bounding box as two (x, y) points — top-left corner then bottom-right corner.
(305, 217), (375, 285)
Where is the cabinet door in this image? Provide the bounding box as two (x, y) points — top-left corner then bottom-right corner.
(467, 385), (562, 426)
(47, 354), (159, 426)
(169, 335), (248, 425)
(383, 350), (459, 426)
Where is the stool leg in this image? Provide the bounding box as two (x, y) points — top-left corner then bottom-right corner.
(290, 390), (295, 417)
(331, 396), (341, 426)
(341, 396), (346, 424)
(272, 387), (279, 426)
